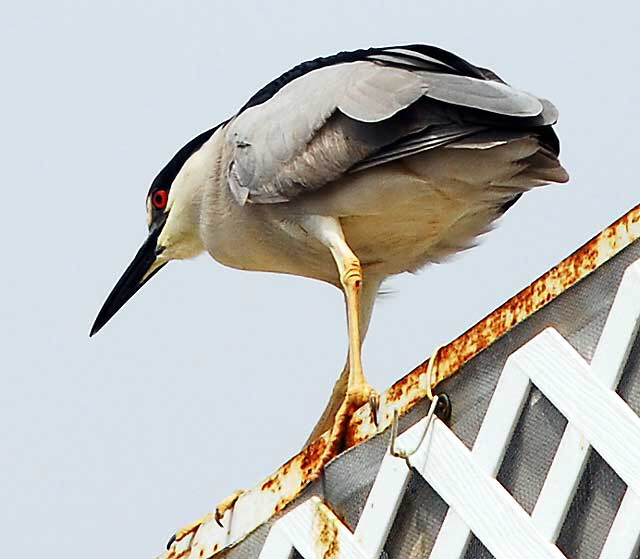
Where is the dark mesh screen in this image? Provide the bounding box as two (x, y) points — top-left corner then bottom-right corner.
(556, 450), (626, 559)
(384, 472), (448, 558)
(497, 390), (567, 514)
(464, 535), (495, 559)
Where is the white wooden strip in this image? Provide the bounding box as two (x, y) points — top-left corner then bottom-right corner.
(530, 425), (589, 540)
(514, 329), (640, 496)
(589, 260), (640, 383)
(531, 261), (640, 540)
(429, 351), (531, 559)
(427, 509), (470, 559)
(353, 449), (411, 558)
(258, 523), (294, 559)
(277, 497), (369, 559)
(599, 489), (640, 559)
(403, 417), (567, 559)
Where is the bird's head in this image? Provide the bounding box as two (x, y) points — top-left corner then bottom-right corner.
(90, 126), (220, 336)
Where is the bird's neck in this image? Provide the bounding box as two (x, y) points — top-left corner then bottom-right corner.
(196, 124), (239, 227)
(157, 133), (226, 261)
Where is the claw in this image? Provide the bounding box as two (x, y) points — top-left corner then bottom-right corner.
(215, 489), (245, 527)
(368, 391), (380, 428)
(166, 533), (177, 550)
(171, 515), (210, 548)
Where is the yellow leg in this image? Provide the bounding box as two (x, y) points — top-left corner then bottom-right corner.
(304, 361), (349, 447)
(302, 216), (378, 453)
(338, 251), (367, 398)
(340, 258), (379, 419)
(304, 274), (382, 447)
(326, 225), (376, 406)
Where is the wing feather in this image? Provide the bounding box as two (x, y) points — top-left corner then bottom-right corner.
(224, 45), (560, 205)
(337, 64), (426, 123)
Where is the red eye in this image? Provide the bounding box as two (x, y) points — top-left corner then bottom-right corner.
(152, 190), (168, 209)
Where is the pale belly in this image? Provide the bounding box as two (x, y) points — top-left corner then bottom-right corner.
(341, 190), (506, 277)
(293, 160), (515, 279)
(204, 161), (515, 285)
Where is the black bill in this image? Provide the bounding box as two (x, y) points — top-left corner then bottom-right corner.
(90, 225), (167, 337)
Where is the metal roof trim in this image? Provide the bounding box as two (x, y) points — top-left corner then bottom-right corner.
(163, 203), (640, 559)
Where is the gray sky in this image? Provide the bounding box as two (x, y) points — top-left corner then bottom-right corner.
(2, 1), (638, 558)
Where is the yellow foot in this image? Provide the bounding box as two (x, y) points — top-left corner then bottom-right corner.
(215, 489), (245, 527)
(167, 488), (246, 548)
(323, 383), (379, 456)
(347, 382), (380, 427)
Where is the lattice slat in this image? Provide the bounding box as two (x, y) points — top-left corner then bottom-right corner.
(599, 490), (640, 559)
(531, 260), (640, 540)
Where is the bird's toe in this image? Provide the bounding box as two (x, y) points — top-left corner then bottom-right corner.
(367, 389), (380, 427)
(215, 489), (246, 527)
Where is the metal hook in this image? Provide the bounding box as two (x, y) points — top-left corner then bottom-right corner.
(389, 342), (452, 460)
(425, 343), (445, 400)
(390, 394), (441, 459)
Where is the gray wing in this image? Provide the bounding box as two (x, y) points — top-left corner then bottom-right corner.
(224, 48), (558, 205)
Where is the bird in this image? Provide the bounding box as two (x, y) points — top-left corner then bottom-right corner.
(91, 44), (568, 458)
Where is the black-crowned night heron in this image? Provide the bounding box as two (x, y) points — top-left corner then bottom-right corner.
(91, 44), (568, 455)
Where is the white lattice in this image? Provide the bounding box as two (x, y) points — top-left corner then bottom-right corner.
(250, 259), (640, 559)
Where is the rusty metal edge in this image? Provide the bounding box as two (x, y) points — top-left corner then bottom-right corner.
(162, 203), (640, 559)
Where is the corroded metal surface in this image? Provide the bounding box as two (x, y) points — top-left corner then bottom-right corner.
(162, 204), (640, 559)
(164, 434), (332, 559)
(314, 500), (341, 559)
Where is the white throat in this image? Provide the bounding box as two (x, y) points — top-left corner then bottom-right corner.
(156, 135), (220, 261)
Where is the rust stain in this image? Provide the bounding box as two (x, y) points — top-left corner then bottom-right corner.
(345, 412), (365, 448)
(165, 548), (190, 559)
(385, 372), (412, 403)
(274, 496), (290, 514)
(174, 513), (213, 542)
(260, 434), (328, 498)
(260, 476), (282, 492)
(174, 516), (207, 543)
(299, 435), (328, 477)
(314, 502), (340, 559)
